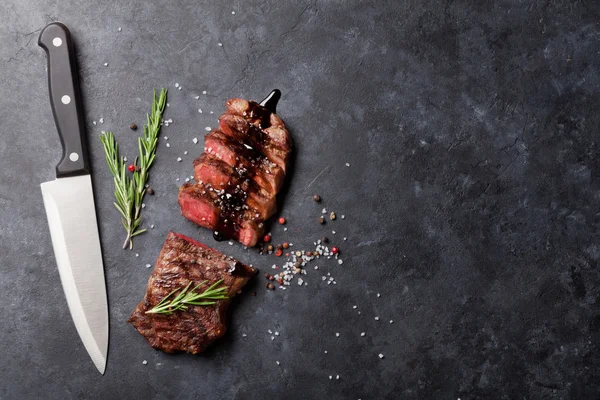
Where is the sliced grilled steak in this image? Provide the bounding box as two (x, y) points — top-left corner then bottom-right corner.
(178, 95), (291, 247)
(128, 231), (256, 354)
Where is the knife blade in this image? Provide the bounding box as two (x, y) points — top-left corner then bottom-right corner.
(38, 22), (109, 375)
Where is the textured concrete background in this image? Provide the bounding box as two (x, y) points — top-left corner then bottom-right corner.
(1, 0), (599, 399)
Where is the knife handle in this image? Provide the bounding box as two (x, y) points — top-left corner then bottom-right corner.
(39, 22), (90, 178)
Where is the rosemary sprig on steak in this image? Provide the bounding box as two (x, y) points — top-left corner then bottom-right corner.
(146, 279), (228, 315)
(100, 89), (167, 249)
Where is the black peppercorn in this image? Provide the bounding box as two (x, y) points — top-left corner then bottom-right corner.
(130, 123), (138, 130)
(313, 194), (321, 202)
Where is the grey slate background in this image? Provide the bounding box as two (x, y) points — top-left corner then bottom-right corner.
(1, 0), (599, 399)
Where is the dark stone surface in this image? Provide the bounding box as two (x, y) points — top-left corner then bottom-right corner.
(1, 0), (599, 399)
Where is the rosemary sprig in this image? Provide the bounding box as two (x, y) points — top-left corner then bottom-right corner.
(145, 279), (229, 315)
(99, 89), (167, 249)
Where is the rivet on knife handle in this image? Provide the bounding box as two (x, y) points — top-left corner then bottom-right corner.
(39, 22), (90, 178)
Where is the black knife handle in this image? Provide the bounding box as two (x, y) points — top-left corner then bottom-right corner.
(38, 22), (90, 178)
(259, 89), (281, 113)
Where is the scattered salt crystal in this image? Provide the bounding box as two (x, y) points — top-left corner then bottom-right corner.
(192, 137), (198, 144)
(297, 278), (303, 285)
(93, 121), (97, 125)
(341, 215), (345, 219)
(175, 83), (179, 88)
(141, 203), (146, 208)
(123, 156), (127, 162)
(142, 360), (148, 365)
(242, 333), (247, 337)
(321, 208), (327, 214)
(343, 237), (347, 241)
(378, 353), (384, 359)
(184, 151), (188, 155)
(198, 108), (203, 113)
(218, 42), (223, 47)
(353, 305), (357, 309)
(150, 224), (155, 229)
(271, 336), (275, 341)
(332, 230), (336, 235)
(324, 350), (328, 354)
(177, 157), (182, 162)
(103, 62), (108, 67)
(210, 111), (214, 114)
(336, 375), (340, 380)
(268, 330), (272, 334)
(228, 241), (233, 246)
(185, 178), (190, 182)
(377, 293), (381, 298)
(118, 27), (122, 32)
(274, 331), (279, 336)
(166, 103), (170, 107)
(276, 361), (280, 365)
(335, 332), (340, 337)
(231, 10), (236, 14)
(166, 143), (170, 147)
(205, 127), (211, 131)
(338, 259), (343, 265)
(178, 86), (182, 90)
(374, 316), (380, 321)
(360, 332), (366, 337)
(390, 320), (394, 324)
(164, 136), (168, 140)
(314, 266), (319, 270)
(284, 227), (288, 231)
(135, 253), (139, 257)
(145, 264), (151, 268)
(345, 163), (350, 167)
(329, 376), (332, 380)
(202, 90), (207, 94)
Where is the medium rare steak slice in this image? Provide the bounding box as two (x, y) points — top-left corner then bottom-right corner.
(178, 183), (265, 247)
(204, 130), (284, 193)
(219, 114), (289, 171)
(193, 154), (277, 220)
(128, 232), (256, 354)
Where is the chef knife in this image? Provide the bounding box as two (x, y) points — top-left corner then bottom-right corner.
(38, 22), (109, 375)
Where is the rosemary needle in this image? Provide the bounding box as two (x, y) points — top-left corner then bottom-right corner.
(146, 279), (229, 315)
(100, 89), (167, 249)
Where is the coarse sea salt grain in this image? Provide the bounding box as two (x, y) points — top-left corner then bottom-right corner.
(184, 151), (188, 155)
(135, 253), (139, 257)
(166, 143), (170, 147)
(390, 320), (394, 324)
(177, 157), (182, 162)
(377, 293), (381, 298)
(378, 353), (384, 359)
(353, 305), (357, 309)
(142, 360), (148, 365)
(335, 332), (340, 337)
(374, 316), (380, 321)
(202, 90), (207, 94)
(361, 332), (366, 337)
(192, 137), (198, 144)
(175, 83), (179, 88)
(345, 163), (350, 167)
(145, 264), (151, 268)
(218, 43), (223, 47)
(276, 361), (280, 365)
(205, 127), (211, 131)
(198, 108), (203, 113)
(118, 27), (122, 32)
(104, 62), (108, 67)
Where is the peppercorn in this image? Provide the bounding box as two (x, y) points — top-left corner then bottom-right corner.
(269, 275), (275, 281)
(267, 283), (275, 290)
(277, 278), (284, 285)
(278, 217), (286, 225)
(127, 164), (136, 173)
(283, 242), (289, 249)
(295, 267), (302, 274)
(265, 282), (270, 288)
(329, 211), (336, 220)
(295, 251), (302, 257)
(263, 234), (271, 243)
(147, 187), (154, 195)
(331, 246), (339, 255)
(275, 249), (283, 257)
(267, 244), (274, 252)
(313, 194), (321, 202)
(318, 216), (325, 224)
(322, 236), (329, 243)
(130, 123), (138, 130)
(306, 251), (313, 257)
(135, 165), (141, 172)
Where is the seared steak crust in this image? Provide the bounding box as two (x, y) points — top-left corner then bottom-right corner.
(128, 232), (256, 353)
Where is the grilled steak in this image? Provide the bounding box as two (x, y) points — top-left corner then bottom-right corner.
(128, 231), (256, 353)
(178, 95), (292, 247)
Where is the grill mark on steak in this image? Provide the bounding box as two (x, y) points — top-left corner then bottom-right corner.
(128, 232), (256, 353)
